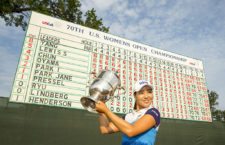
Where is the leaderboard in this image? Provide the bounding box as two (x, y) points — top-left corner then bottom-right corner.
(10, 11), (212, 122)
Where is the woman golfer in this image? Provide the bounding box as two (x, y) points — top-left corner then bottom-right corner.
(96, 80), (160, 145)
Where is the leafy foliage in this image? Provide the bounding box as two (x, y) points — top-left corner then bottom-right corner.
(208, 90), (219, 113)
(84, 8), (109, 32)
(208, 90), (225, 122)
(0, 0), (109, 32)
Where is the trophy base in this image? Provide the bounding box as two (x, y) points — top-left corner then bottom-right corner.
(80, 96), (97, 113)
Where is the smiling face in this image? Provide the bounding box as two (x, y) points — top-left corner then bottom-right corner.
(134, 86), (153, 110)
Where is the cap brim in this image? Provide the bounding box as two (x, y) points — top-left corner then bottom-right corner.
(134, 84), (153, 93)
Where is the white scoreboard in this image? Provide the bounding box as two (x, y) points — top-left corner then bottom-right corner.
(10, 11), (212, 122)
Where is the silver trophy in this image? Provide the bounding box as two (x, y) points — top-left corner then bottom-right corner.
(80, 70), (124, 113)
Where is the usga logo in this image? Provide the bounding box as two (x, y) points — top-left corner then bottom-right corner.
(189, 62), (196, 66)
(42, 21), (54, 27)
(139, 80), (148, 85)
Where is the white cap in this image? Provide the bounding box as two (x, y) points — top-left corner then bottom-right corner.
(133, 80), (153, 93)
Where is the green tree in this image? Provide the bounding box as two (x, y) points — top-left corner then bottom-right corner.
(214, 110), (222, 121)
(83, 8), (109, 32)
(208, 90), (225, 123)
(0, 0), (109, 32)
(208, 90), (219, 114)
(222, 110), (225, 122)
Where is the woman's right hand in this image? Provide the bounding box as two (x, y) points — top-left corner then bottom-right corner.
(95, 101), (109, 113)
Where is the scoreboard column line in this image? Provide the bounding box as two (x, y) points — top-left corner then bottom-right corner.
(24, 26), (42, 102)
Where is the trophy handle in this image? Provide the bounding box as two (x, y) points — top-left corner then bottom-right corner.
(86, 71), (97, 87)
(114, 86), (126, 98)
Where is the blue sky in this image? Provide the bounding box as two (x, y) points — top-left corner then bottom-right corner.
(0, 0), (225, 110)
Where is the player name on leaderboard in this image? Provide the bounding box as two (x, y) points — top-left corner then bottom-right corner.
(10, 11), (212, 122)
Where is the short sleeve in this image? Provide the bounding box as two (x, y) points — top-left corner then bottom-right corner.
(145, 108), (160, 126)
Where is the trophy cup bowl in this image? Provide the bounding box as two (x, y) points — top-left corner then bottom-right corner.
(80, 70), (121, 113)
